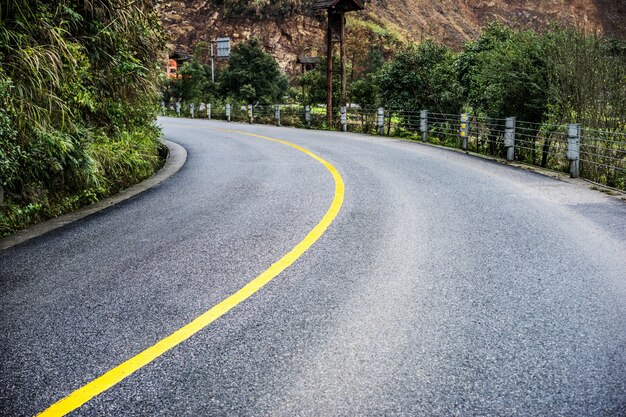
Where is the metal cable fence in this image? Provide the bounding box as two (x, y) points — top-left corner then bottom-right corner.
(162, 102), (626, 191)
(579, 128), (626, 189)
(515, 122), (570, 171)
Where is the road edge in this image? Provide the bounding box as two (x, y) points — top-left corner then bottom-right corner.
(0, 140), (187, 251)
(361, 129), (626, 202)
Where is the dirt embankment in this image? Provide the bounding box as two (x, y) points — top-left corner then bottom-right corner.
(158, 0), (626, 75)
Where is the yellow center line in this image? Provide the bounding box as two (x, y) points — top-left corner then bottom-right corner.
(38, 128), (345, 416)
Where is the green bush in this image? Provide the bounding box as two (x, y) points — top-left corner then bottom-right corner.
(377, 40), (462, 113)
(543, 27), (626, 129)
(0, 0), (165, 236)
(456, 23), (549, 123)
(219, 38), (289, 104)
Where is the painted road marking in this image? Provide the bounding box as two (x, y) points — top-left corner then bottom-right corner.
(38, 128), (345, 416)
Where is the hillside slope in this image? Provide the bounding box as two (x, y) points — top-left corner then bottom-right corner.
(158, 0), (626, 74)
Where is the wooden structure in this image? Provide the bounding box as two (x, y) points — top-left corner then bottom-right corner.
(297, 56), (320, 73)
(297, 56), (320, 102)
(311, 0), (364, 125)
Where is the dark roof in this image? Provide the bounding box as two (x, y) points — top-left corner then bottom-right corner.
(170, 50), (192, 62)
(297, 56), (320, 65)
(311, 0), (364, 11)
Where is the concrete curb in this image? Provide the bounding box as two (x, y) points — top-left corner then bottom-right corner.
(0, 140), (187, 251)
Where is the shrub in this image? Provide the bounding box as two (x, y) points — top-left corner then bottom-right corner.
(219, 38), (289, 105)
(0, 0), (165, 236)
(456, 23), (550, 123)
(377, 40), (462, 113)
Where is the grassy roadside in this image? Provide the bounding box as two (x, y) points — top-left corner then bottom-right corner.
(0, 126), (166, 238)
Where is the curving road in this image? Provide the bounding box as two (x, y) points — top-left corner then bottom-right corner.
(1, 117), (625, 416)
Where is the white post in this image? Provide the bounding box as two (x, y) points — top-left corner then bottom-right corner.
(377, 107), (385, 135)
(505, 117), (516, 161)
(275, 105), (281, 126)
(208, 103), (212, 120)
(226, 104), (231, 122)
(567, 123), (581, 178)
(420, 110), (428, 142)
(248, 104), (253, 124)
(340, 106), (347, 132)
(305, 105), (311, 128)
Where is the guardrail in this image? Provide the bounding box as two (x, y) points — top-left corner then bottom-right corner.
(161, 102), (626, 191)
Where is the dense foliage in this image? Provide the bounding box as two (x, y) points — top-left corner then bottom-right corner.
(163, 44), (220, 104)
(544, 27), (626, 130)
(298, 56), (341, 108)
(0, 0), (165, 236)
(373, 23), (625, 127)
(170, 21), (624, 132)
(220, 39), (289, 104)
(377, 40), (462, 113)
(456, 24), (549, 123)
(164, 39), (289, 106)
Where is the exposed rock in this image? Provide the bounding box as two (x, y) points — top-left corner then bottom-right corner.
(157, 0), (626, 76)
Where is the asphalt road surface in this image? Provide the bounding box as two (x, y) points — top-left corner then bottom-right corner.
(1, 117), (625, 416)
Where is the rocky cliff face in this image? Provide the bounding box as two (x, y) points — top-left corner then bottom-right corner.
(158, 0), (626, 75)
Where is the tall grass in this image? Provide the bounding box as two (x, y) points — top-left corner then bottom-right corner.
(0, 0), (166, 236)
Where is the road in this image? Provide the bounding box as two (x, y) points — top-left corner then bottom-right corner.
(1, 117), (625, 416)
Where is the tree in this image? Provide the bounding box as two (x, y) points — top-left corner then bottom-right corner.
(375, 40), (462, 138)
(220, 38), (289, 104)
(377, 40), (462, 113)
(456, 23), (549, 123)
(298, 56), (341, 107)
(349, 75), (379, 108)
(166, 60), (218, 103)
(544, 27), (626, 129)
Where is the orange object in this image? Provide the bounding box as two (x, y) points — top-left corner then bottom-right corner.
(165, 59), (179, 79)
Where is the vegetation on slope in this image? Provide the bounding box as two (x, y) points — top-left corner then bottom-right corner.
(0, 0), (166, 236)
(167, 22), (625, 188)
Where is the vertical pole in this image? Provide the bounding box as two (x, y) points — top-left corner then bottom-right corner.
(420, 110), (428, 142)
(340, 106), (347, 132)
(166, 52), (170, 78)
(505, 117), (516, 161)
(377, 107), (385, 135)
(190, 103), (195, 119)
(567, 123), (581, 178)
(301, 64), (306, 106)
(326, 11), (333, 127)
(340, 12), (347, 107)
(226, 104), (231, 122)
(176, 101), (181, 117)
(211, 40), (215, 83)
(248, 104), (253, 124)
(305, 105), (311, 128)
(275, 105), (281, 126)
(208, 103), (211, 120)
